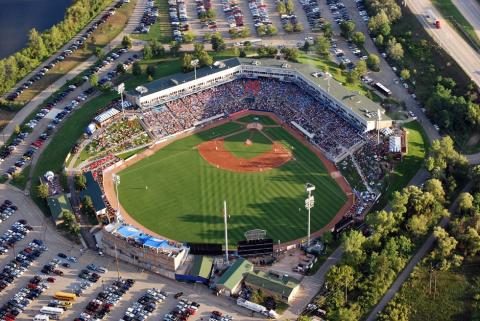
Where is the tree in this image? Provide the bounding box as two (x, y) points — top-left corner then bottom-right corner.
(277, 1), (286, 14)
(181, 53), (194, 72)
(61, 210), (80, 236)
(36, 183), (49, 199)
(386, 39), (404, 61)
(280, 47), (299, 61)
(122, 35), (132, 48)
(74, 173), (87, 190)
(89, 73), (99, 87)
(351, 31), (365, 46)
(14, 125), (21, 135)
(293, 23), (304, 32)
(400, 69), (410, 80)
(366, 54), (380, 71)
(151, 40), (165, 58)
(206, 8), (216, 19)
(116, 63), (126, 74)
(326, 264), (356, 294)
(146, 65), (156, 78)
(346, 69), (359, 85)
(183, 31), (196, 43)
(433, 227), (462, 270)
(342, 230), (367, 266)
(368, 11), (391, 36)
(424, 179), (445, 204)
(355, 60), (367, 77)
(95, 47), (105, 60)
(257, 25), (267, 36)
(28, 28), (48, 59)
(285, 0), (295, 13)
(323, 21), (333, 38)
(463, 227), (480, 256)
(374, 34), (384, 46)
(284, 22), (293, 32)
(315, 35), (330, 57)
(169, 41), (181, 56)
(407, 214), (429, 237)
(198, 51), (213, 66)
(132, 61), (142, 76)
(340, 21), (355, 39)
(266, 25), (278, 36)
(211, 33), (226, 51)
(143, 44), (153, 60)
(458, 192), (474, 214)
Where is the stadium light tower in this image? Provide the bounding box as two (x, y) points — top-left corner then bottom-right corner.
(191, 59), (199, 80)
(112, 174), (121, 222)
(223, 200), (229, 264)
(305, 183), (315, 246)
(117, 83), (125, 117)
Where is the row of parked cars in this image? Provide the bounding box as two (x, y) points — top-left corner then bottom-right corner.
(0, 200), (17, 224)
(163, 298), (200, 321)
(120, 288), (167, 321)
(75, 278), (136, 321)
(134, 0), (158, 34)
(5, 0), (127, 102)
(168, 0), (189, 42)
(298, 0), (321, 30)
(0, 239), (46, 295)
(326, 0), (351, 24)
(0, 220), (32, 255)
(354, 0), (369, 23)
(196, 0), (217, 30)
(222, 0), (244, 28)
(248, 0), (272, 31)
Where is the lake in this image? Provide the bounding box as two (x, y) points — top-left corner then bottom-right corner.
(0, 0), (73, 59)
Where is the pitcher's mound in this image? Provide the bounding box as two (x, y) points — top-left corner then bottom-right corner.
(245, 139), (253, 146)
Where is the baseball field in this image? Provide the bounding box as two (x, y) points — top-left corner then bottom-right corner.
(117, 114), (348, 244)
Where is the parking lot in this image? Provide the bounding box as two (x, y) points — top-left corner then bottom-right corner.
(0, 184), (268, 321)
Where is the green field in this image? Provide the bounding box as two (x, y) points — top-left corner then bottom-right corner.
(236, 114), (278, 125)
(118, 118), (347, 244)
(223, 130), (272, 159)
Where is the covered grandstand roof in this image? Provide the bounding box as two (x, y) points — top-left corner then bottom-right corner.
(79, 171), (106, 213)
(111, 223), (184, 252)
(190, 256), (213, 279)
(126, 57), (390, 123)
(94, 108), (120, 125)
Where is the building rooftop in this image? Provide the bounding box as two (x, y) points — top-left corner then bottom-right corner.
(190, 256), (213, 279)
(46, 194), (73, 221)
(217, 258), (253, 291)
(244, 270), (300, 297)
(79, 171), (106, 213)
(127, 57), (390, 123)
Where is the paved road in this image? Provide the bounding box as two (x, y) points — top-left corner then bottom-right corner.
(406, 0), (480, 88)
(365, 183), (472, 320)
(0, 0), (148, 147)
(452, 0), (480, 40)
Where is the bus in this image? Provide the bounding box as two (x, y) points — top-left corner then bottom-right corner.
(53, 291), (76, 301)
(373, 82), (392, 96)
(39, 307), (64, 315)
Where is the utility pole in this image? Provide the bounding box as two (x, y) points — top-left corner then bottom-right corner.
(224, 200), (229, 264)
(117, 83), (125, 118)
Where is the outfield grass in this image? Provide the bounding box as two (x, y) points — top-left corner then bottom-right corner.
(236, 114), (278, 125)
(432, 0), (480, 51)
(223, 130), (272, 159)
(118, 120), (346, 244)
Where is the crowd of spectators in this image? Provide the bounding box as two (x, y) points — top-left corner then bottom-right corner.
(140, 78), (363, 158)
(82, 154), (121, 180)
(85, 119), (151, 159)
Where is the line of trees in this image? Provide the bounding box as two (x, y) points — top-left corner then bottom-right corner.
(0, 0), (112, 96)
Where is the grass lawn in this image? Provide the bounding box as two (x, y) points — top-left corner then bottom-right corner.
(117, 147), (148, 160)
(118, 119), (346, 244)
(223, 130), (272, 159)
(373, 121), (428, 211)
(236, 114), (278, 125)
(131, 0), (171, 43)
(10, 165), (31, 191)
(431, 0), (480, 51)
(389, 258), (480, 321)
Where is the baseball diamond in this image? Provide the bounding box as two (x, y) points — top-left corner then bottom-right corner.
(107, 112), (352, 245)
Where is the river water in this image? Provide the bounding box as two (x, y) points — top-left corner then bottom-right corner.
(0, 0), (73, 59)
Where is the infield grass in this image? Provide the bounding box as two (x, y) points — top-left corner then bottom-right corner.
(223, 130), (273, 159)
(236, 114), (278, 125)
(118, 117), (346, 244)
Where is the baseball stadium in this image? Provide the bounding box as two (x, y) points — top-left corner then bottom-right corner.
(101, 58), (392, 247)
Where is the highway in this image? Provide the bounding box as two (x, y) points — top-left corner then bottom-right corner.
(406, 0), (480, 87)
(452, 0), (480, 40)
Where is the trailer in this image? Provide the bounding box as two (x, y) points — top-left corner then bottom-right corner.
(236, 298), (278, 318)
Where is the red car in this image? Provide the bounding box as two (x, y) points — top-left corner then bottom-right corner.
(53, 269), (64, 276)
(47, 277), (56, 283)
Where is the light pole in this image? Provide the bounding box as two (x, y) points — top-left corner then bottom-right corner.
(191, 59), (199, 80)
(305, 183), (315, 246)
(117, 83), (125, 118)
(223, 200), (229, 264)
(112, 174), (121, 223)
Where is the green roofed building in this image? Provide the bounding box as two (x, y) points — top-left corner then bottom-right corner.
(46, 193), (73, 225)
(189, 256), (213, 281)
(244, 270), (301, 303)
(217, 258), (253, 296)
